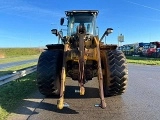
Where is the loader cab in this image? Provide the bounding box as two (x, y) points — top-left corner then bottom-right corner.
(64, 10), (99, 36)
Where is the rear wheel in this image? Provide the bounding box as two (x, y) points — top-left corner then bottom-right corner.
(101, 50), (128, 96)
(37, 50), (63, 96)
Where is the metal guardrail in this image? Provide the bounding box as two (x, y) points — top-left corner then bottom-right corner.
(0, 66), (37, 86)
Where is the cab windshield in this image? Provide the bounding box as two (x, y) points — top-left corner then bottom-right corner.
(67, 15), (96, 36)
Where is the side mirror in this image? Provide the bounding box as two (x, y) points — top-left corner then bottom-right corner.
(106, 28), (113, 35)
(60, 18), (64, 25)
(51, 29), (58, 36)
(100, 28), (113, 42)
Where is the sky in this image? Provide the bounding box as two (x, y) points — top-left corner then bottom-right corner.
(0, 0), (160, 47)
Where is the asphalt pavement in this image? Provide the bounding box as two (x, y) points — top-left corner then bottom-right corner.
(7, 64), (160, 120)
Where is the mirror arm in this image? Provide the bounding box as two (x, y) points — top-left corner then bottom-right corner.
(100, 30), (107, 42)
(57, 31), (63, 40)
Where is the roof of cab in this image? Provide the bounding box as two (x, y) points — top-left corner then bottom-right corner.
(65, 10), (99, 16)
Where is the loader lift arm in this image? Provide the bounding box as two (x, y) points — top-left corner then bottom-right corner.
(53, 10), (113, 109)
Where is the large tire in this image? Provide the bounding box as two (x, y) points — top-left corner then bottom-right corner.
(101, 50), (128, 96)
(37, 50), (63, 96)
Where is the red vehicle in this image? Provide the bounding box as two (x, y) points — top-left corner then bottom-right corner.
(147, 41), (160, 58)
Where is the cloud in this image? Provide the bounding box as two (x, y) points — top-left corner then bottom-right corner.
(123, 0), (160, 12)
(0, 0), (63, 20)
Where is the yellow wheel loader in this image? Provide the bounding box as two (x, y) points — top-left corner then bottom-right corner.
(36, 10), (128, 109)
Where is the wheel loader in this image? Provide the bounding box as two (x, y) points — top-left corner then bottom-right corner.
(36, 10), (128, 109)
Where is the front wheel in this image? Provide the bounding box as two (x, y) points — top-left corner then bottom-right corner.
(36, 50), (63, 96)
(101, 50), (128, 96)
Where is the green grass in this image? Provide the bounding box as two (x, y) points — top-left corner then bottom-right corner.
(0, 62), (37, 76)
(0, 48), (40, 119)
(0, 73), (37, 120)
(0, 48), (42, 57)
(126, 56), (160, 65)
(0, 47), (42, 64)
(0, 55), (39, 64)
